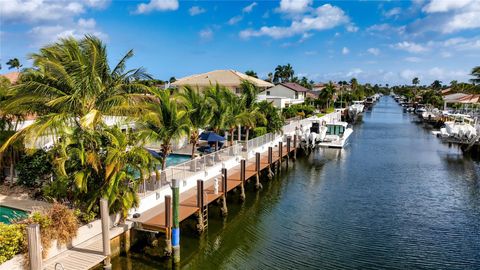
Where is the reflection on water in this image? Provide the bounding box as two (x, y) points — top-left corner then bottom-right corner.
(112, 96), (480, 269)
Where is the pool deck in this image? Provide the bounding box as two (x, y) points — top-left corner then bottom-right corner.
(0, 194), (51, 212)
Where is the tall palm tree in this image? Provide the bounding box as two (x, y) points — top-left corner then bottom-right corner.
(284, 63), (294, 82)
(350, 78), (358, 92)
(320, 81), (336, 109)
(141, 88), (190, 169)
(240, 80), (258, 109)
(237, 107), (267, 147)
(1, 35), (150, 151)
(470, 66), (480, 84)
(179, 86), (212, 158)
(273, 65), (284, 83)
(0, 35), (152, 213)
(6, 58), (22, 71)
(223, 91), (245, 146)
(205, 84), (229, 133)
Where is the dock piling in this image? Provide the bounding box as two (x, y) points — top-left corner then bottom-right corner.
(278, 141), (283, 170)
(286, 137), (291, 167)
(268, 146), (274, 179)
(293, 135), (297, 160)
(27, 224), (42, 270)
(100, 198), (111, 270)
(171, 179), (180, 264)
(196, 180), (205, 234)
(164, 195), (172, 256)
(240, 159), (246, 201)
(255, 152), (262, 189)
(221, 168), (228, 216)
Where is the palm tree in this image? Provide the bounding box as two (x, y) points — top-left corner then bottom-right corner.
(470, 66), (480, 84)
(240, 80), (258, 109)
(6, 58), (22, 71)
(273, 65), (284, 83)
(141, 88), (190, 170)
(350, 78), (358, 92)
(0, 35), (152, 213)
(431, 80), (442, 90)
(450, 80), (458, 90)
(179, 86), (212, 158)
(319, 81), (335, 109)
(1, 35), (151, 151)
(237, 107), (266, 150)
(205, 84), (229, 133)
(284, 64), (294, 82)
(223, 91), (245, 146)
(412, 77), (420, 86)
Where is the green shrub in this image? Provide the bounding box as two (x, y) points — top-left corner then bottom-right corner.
(252, 127), (267, 138)
(17, 150), (53, 187)
(0, 223), (25, 263)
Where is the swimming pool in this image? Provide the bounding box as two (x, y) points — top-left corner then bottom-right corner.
(164, 154), (191, 168)
(0, 206), (28, 224)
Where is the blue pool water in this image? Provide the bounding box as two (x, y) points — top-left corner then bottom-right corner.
(164, 154), (191, 168)
(0, 206), (28, 224)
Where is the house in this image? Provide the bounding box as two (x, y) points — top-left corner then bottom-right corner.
(257, 82), (308, 109)
(171, 69), (273, 94)
(0, 71), (20, 84)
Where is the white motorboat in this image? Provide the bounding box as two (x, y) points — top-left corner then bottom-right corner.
(348, 101), (364, 122)
(317, 122), (353, 148)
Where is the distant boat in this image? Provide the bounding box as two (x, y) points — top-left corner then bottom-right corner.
(348, 100), (365, 122)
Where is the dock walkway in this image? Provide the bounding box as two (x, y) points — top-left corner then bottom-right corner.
(132, 144), (292, 231)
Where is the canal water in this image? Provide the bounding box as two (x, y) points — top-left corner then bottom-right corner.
(112, 96), (480, 269)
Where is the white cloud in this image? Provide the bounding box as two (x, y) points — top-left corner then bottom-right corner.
(134, 0), (178, 14)
(346, 24), (359, 32)
(405, 57), (422, 62)
(383, 7), (401, 18)
(240, 4), (350, 39)
(278, 0), (312, 14)
(243, 2), (258, 13)
(367, 48), (380, 56)
(0, 0), (110, 23)
(392, 41), (428, 53)
(189, 6), (206, 16)
(407, 0), (480, 34)
(423, 0), (474, 13)
(199, 28), (213, 41)
(342, 47), (350, 55)
(228, 15), (243, 25)
(29, 18), (107, 46)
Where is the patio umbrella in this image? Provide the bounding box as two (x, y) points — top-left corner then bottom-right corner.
(199, 131), (225, 150)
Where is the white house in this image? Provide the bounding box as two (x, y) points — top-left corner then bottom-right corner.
(258, 82), (307, 109)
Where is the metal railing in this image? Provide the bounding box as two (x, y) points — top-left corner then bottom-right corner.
(138, 111), (340, 195)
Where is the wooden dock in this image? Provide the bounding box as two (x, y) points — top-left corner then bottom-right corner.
(132, 142), (295, 232)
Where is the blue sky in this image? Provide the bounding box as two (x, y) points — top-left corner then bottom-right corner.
(1, 0), (479, 85)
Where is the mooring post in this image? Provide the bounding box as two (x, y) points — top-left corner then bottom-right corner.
(164, 195), (172, 256)
(171, 179), (180, 264)
(255, 152), (262, 189)
(196, 180), (205, 234)
(293, 135), (297, 161)
(27, 224), (42, 270)
(100, 198), (112, 269)
(221, 168), (228, 216)
(286, 137), (291, 167)
(278, 141), (283, 170)
(240, 159), (246, 201)
(268, 146), (274, 179)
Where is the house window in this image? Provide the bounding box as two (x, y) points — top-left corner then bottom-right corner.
(235, 88), (241, 94)
(295, 92), (298, 99)
(266, 91), (270, 96)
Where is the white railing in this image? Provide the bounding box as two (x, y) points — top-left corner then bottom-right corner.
(139, 111), (340, 195)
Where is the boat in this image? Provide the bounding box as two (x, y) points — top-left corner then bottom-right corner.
(442, 115), (477, 141)
(348, 101), (364, 122)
